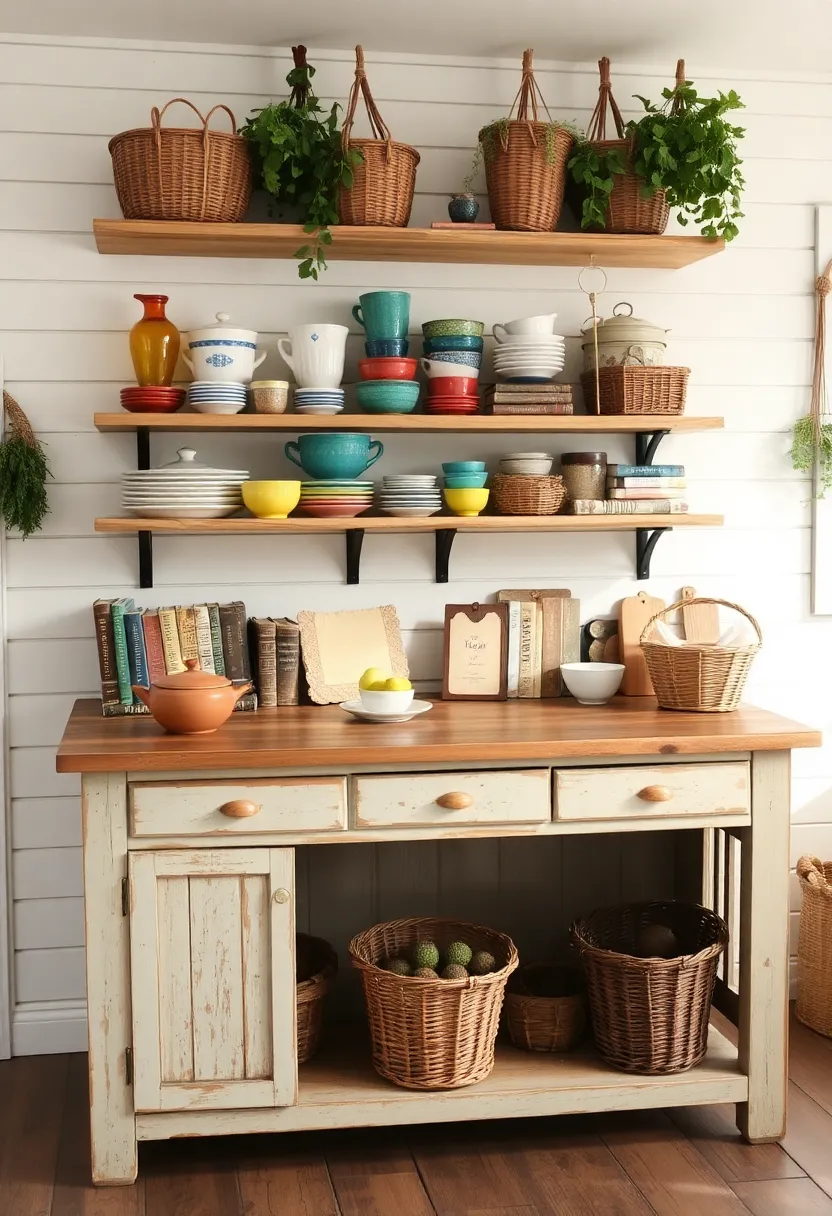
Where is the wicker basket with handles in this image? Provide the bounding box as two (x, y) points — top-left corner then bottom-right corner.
(296, 933), (337, 1064)
(796, 857), (832, 1037)
(109, 98), (252, 222)
(640, 597), (761, 712)
(339, 46), (420, 227)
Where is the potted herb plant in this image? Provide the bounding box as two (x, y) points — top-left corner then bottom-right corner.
(240, 46), (362, 279)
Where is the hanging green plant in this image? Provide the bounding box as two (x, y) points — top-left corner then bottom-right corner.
(567, 141), (627, 230)
(792, 264), (832, 496)
(240, 45), (362, 280)
(0, 391), (50, 537)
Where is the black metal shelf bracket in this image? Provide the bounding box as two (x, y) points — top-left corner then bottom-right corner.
(635, 429), (670, 467)
(136, 427), (154, 589)
(435, 529), (457, 583)
(636, 527), (670, 580)
(345, 529), (365, 584)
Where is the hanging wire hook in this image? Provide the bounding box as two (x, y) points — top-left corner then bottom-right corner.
(578, 261), (608, 415)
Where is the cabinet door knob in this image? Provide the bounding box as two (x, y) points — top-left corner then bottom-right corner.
(273, 888), (291, 905)
(436, 792), (474, 811)
(637, 785), (673, 803)
(219, 799), (261, 819)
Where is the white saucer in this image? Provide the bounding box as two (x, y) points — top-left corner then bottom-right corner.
(339, 698), (433, 724)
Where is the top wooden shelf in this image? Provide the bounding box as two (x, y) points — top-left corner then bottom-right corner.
(92, 220), (724, 269)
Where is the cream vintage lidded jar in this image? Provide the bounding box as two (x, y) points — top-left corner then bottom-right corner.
(581, 302), (668, 371)
(183, 312), (267, 383)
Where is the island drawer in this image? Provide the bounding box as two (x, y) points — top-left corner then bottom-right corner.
(352, 768), (551, 829)
(129, 777), (347, 837)
(553, 761), (749, 822)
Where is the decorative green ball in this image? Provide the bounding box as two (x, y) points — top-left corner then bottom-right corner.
(414, 967), (439, 979)
(444, 941), (473, 968)
(441, 964), (469, 980)
(413, 941), (440, 970)
(385, 957), (413, 977)
(469, 950), (496, 976)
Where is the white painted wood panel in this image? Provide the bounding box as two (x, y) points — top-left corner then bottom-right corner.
(353, 769), (551, 829)
(189, 875), (245, 1083)
(14, 946), (86, 1002)
(129, 777), (347, 838)
(12, 846), (82, 899)
(13, 897), (85, 950)
(10, 798), (80, 848)
(157, 876), (193, 1084)
(554, 762), (749, 822)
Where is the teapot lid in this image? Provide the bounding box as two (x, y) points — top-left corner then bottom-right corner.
(153, 658), (233, 691)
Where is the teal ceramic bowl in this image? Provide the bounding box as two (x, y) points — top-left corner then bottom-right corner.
(443, 473), (488, 488)
(356, 379), (420, 414)
(423, 335), (484, 354)
(442, 461), (486, 475)
(422, 318), (485, 340)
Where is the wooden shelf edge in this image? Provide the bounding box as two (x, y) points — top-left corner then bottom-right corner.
(95, 514), (724, 534)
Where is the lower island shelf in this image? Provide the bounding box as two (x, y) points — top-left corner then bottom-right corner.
(135, 1021), (744, 1140)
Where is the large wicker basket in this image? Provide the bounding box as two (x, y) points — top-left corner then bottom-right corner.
(296, 933), (337, 1064)
(504, 963), (586, 1053)
(581, 366), (689, 415)
(796, 857), (832, 1037)
(339, 46), (420, 227)
(572, 901), (728, 1074)
(109, 98), (252, 222)
(481, 49), (573, 232)
(641, 597), (761, 713)
(349, 916), (518, 1089)
(493, 473), (566, 515)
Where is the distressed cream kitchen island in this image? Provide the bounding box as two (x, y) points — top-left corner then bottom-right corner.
(57, 697), (820, 1186)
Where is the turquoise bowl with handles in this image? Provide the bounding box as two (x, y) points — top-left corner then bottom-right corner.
(285, 433), (384, 480)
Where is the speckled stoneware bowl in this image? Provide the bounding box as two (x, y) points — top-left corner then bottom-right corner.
(423, 335), (484, 354)
(422, 319), (485, 340)
(422, 350), (482, 370)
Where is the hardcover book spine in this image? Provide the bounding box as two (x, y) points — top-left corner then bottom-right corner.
(219, 603), (244, 683)
(111, 598), (135, 705)
(102, 702), (151, 716)
(276, 619), (300, 707)
(142, 611), (166, 685)
(518, 602), (536, 699)
(193, 605), (216, 673)
(607, 464), (684, 478)
(532, 602), (543, 699)
(233, 601), (252, 684)
(124, 609), (149, 701)
(159, 607), (186, 673)
(176, 605), (200, 666)
(251, 618), (277, 708)
(540, 597), (564, 699)
(487, 402), (574, 415)
(607, 477), (687, 489)
(571, 498), (689, 514)
(563, 597), (581, 669)
(505, 602), (521, 698)
(608, 487), (686, 499)
(234, 692), (258, 712)
(92, 599), (119, 706)
(208, 603), (226, 676)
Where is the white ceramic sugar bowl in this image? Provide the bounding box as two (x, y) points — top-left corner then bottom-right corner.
(581, 302), (669, 372)
(183, 312), (267, 383)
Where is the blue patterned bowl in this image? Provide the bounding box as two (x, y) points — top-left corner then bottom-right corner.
(423, 350), (482, 370)
(423, 335), (484, 354)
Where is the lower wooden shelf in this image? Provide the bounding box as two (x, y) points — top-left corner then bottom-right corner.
(135, 1022), (745, 1139)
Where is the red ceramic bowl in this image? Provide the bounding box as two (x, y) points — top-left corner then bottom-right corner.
(426, 376), (479, 397)
(119, 387), (186, 414)
(359, 357), (418, 381)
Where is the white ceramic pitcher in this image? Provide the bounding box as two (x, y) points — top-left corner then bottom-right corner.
(276, 324), (349, 389)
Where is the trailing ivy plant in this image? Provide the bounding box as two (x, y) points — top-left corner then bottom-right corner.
(240, 47), (362, 279)
(567, 140), (627, 230)
(791, 416), (832, 497)
(0, 392), (50, 537)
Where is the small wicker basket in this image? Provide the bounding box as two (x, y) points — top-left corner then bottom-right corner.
(504, 963), (586, 1053)
(581, 366), (689, 416)
(641, 597), (762, 713)
(349, 916), (518, 1090)
(572, 901), (728, 1075)
(339, 46), (420, 227)
(493, 473), (566, 516)
(109, 98), (252, 222)
(796, 857), (832, 1037)
(296, 933), (337, 1064)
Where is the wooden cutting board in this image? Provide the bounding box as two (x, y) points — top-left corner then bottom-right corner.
(681, 585), (720, 645)
(620, 590), (665, 696)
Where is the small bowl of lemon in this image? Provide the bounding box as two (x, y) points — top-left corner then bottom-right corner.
(357, 667), (415, 714)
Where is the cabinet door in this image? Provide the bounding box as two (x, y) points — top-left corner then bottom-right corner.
(128, 848), (296, 1113)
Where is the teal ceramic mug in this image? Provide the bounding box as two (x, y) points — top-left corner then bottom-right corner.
(285, 433), (384, 480)
(352, 291), (410, 341)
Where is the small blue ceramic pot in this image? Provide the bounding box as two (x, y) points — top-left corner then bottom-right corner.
(443, 473), (488, 488)
(423, 350), (482, 370)
(448, 194), (480, 222)
(423, 335), (484, 354)
(365, 338), (409, 358)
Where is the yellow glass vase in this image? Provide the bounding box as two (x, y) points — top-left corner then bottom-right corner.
(129, 294), (180, 386)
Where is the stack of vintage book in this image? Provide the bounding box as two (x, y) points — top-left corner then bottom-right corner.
(497, 589), (580, 698)
(570, 463), (689, 514)
(248, 618), (302, 708)
(483, 383), (573, 415)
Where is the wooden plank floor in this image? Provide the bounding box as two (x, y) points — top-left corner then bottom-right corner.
(4, 1009), (832, 1215)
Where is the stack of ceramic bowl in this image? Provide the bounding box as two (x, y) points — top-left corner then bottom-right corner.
(299, 480), (374, 518)
(441, 462), (490, 516)
(492, 313), (565, 383)
(421, 319), (484, 414)
(357, 356), (420, 415)
(121, 447), (248, 519)
(499, 452), (554, 475)
(187, 381), (247, 415)
(293, 387), (345, 415)
(120, 385), (185, 414)
(377, 474), (441, 517)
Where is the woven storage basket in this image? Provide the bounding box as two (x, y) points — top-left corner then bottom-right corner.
(581, 366), (689, 415)
(572, 901), (728, 1074)
(339, 46), (420, 227)
(504, 963), (586, 1053)
(796, 857), (832, 1037)
(296, 933), (337, 1065)
(641, 597), (761, 713)
(109, 98), (252, 222)
(481, 49), (573, 232)
(493, 474), (566, 516)
(349, 916), (518, 1089)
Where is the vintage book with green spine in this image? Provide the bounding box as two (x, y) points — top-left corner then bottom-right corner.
(142, 610), (166, 685)
(250, 618), (277, 708)
(158, 607), (186, 673)
(275, 617), (301, 706)
(93, 598), (119, 706)
(207, 603), (225, 675)
(193, 605), (216, 673)
(110, 597), (135, 705)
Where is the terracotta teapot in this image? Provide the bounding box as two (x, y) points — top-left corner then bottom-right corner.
(133, 660), (252, 734)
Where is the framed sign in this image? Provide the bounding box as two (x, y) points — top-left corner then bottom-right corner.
(298, 605), (407, 704)
(442, 602), (508, 700)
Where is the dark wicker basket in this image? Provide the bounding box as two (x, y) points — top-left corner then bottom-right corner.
(572, 901), (728, 1074)
(296, 933), (337, 1064)
(504, 963), (586, 1052)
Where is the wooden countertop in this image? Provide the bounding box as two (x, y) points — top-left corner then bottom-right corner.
(56, 698), (820, 774)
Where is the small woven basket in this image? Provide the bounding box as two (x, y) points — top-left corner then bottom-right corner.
(641, 597), (762, 713)
(504, 963), (586, 1053)
(572, 901), (728, 1075)
(109, 98), (252, 222)
(481, 49), (573, 232)
(581, 366), (689, 415)
(296, 933), (337, 1065)
(339, 46), (420, 227)
(796, 857), (832, 1037)
(493, 474), (566, 515)
(349, 916), (518, 1089)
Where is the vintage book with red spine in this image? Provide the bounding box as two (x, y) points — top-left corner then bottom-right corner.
(142, 610), (166, 685)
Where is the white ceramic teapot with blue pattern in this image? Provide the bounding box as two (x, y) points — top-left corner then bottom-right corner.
(183, 312), (267, 383)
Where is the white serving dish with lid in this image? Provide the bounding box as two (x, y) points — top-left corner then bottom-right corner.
(581, 302), (668, 372)
(184, 312), (267, 383)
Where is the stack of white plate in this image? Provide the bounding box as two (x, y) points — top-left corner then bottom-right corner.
(187, 381), (247, 415)
(493, 335), (566, 383)
(378, 474), (442, 517)
(121, 447), (249, 519)
(293, 387), (345, 415)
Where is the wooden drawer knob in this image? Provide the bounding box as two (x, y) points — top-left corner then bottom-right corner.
(637, 785), (673, 803)
(219, 799), (261, 819)
(436, 792), (474, 811)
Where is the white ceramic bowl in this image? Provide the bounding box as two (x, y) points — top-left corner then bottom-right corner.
(499, 460), (553, 475)
(561, 662), (625, 705)
(419, 358), (480, 380)
(359, 687), (415, 713)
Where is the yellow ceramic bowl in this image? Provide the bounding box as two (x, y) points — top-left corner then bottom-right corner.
(242, 480), (301, 519)
(443, 487), (490, 517)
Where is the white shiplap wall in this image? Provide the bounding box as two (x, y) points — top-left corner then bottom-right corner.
(1, 33), (828, 1053)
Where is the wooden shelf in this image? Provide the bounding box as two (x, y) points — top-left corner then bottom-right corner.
(96, 514), (722, 535)
(93, 220), (724, 268)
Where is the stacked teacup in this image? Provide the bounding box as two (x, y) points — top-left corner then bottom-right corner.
(277, 324), (349, 414)
(420, 319), (484, 415)
(492, 313), (565, 383)
(183, 312), (266, 414)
